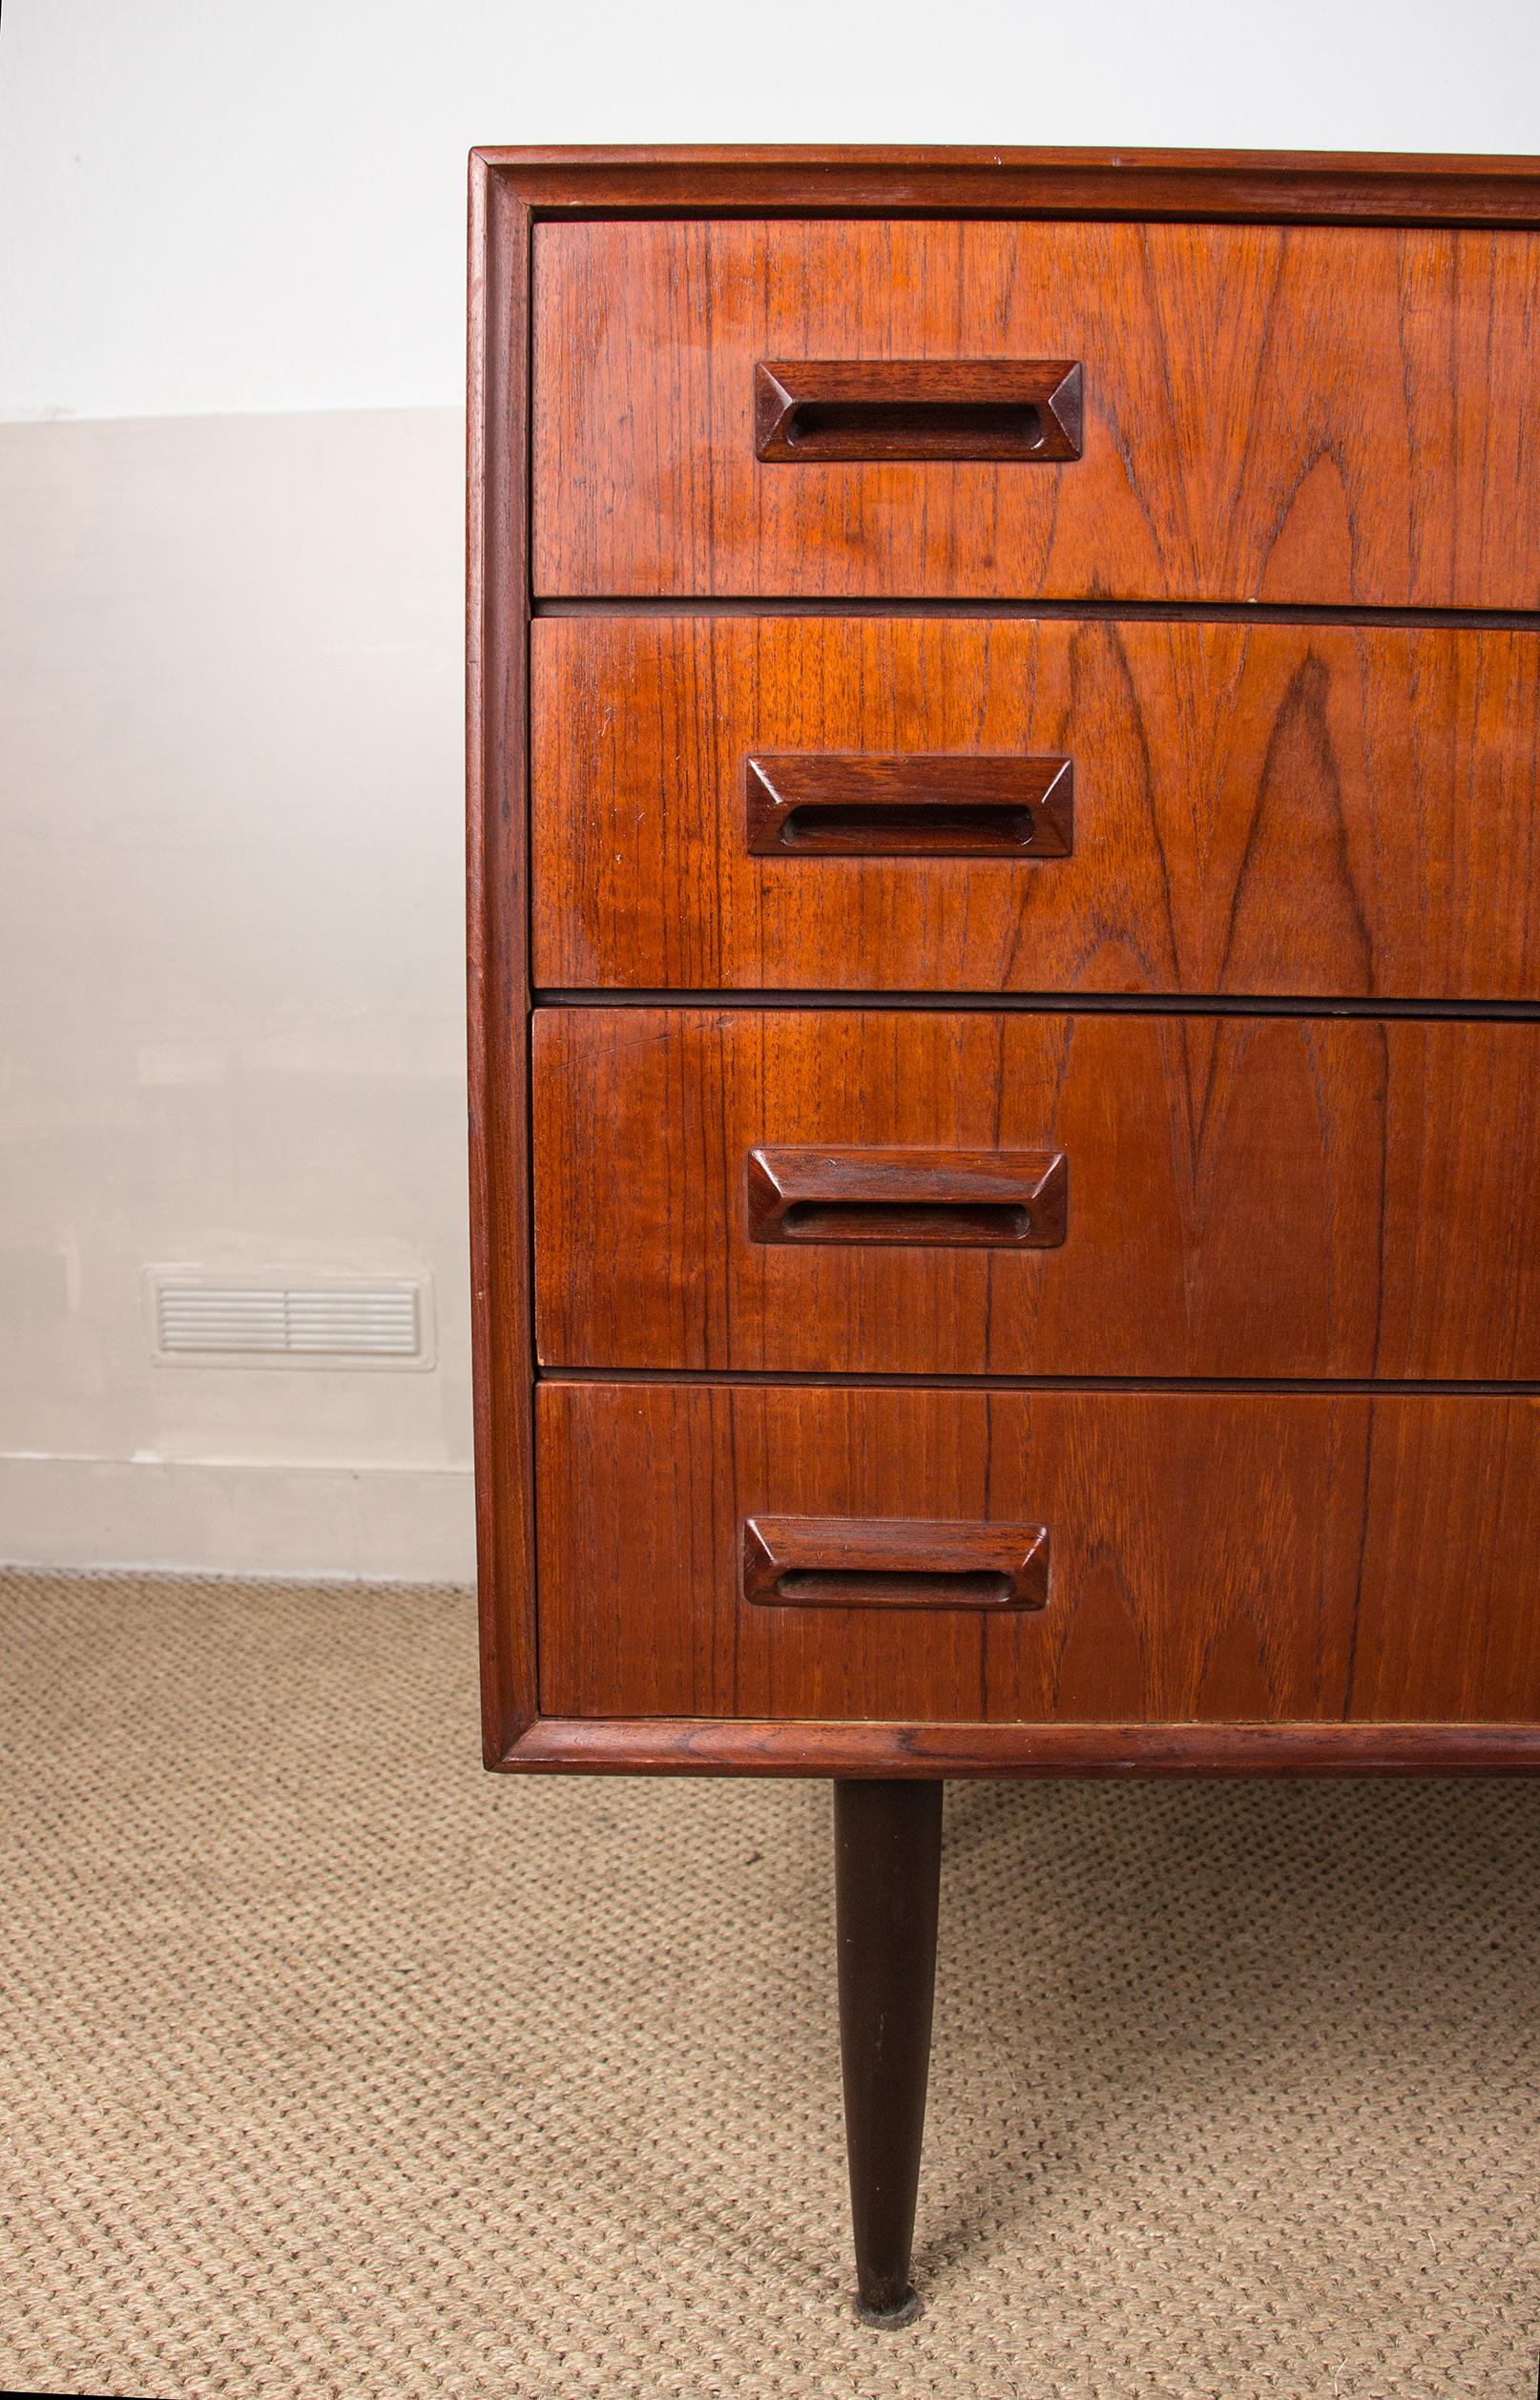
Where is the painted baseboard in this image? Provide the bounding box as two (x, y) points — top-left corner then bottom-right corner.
(0, 1453), (476, 1581)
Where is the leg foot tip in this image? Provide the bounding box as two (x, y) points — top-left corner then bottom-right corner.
(854, 2285), (923, 2329)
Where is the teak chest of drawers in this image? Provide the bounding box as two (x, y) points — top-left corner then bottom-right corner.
(468, 145), (1540, 2325)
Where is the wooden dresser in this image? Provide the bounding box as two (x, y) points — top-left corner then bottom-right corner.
(468, 146), (1540, 2325)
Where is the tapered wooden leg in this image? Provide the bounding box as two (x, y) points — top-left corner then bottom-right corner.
(834, 1777), (944, 2327)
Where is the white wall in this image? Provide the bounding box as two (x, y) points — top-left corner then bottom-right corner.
(0, 407), (473, 1576)
(5, 0), (1540, 422)
(1, 0), (1537, 1575)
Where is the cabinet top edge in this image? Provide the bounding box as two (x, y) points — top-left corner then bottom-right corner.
(470, 144), (1540, 172)
(468, 145), (1540, 228)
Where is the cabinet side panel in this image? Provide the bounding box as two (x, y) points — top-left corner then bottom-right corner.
(468, 162), (536, 1759)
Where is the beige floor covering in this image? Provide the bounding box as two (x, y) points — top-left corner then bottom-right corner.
(2, 1571), (1538, 2400)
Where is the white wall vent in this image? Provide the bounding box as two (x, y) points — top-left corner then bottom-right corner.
(147, 1273), (434, 1369)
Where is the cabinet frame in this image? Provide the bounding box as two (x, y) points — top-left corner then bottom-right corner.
(468, 148), (1540, 1776)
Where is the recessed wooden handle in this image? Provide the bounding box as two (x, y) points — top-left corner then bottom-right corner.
(745, 1146), (1068, 1248)
(742, 1515), (1051, 1612)
(745, 754), (1073, 858)
(754, 359), (1084, 463)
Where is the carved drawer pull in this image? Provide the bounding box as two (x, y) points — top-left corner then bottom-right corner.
(745, 1145), (1068, 1248)
(754, 359), (1084, 462)
(745, 753), (1073, 858)
(742, 1515), (1051, 1612)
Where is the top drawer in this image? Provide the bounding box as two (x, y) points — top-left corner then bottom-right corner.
(531, 218), (1540, 607)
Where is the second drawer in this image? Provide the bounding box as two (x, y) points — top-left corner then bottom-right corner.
(531, 1007), (1540, 1380)
(532, 616), (1540, 1001)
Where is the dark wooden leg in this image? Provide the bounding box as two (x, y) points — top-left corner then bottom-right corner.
(833, 1777), (944, 2327)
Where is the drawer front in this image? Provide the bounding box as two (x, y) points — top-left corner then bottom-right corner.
(535, 1383), (1540, 1724)
(532, 616), (1540, 999)
(532, 219), (1540, 605)
(531, 1008), (1540, 1380)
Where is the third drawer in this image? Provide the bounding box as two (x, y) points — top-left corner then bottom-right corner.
(531, 1006), (1540, 1380)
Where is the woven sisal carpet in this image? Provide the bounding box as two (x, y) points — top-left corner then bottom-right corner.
(3, 1570), (1538, 2399)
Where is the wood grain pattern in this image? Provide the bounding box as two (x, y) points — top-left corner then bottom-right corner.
(531, 1007), (1540, 1381)
(531, 616), (1540, 998)
(531, 219), (1540, 604)
(535, 1383), (1540, 1724)
(1349, 1398), (1540, 1720)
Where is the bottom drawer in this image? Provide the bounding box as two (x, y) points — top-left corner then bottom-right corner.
(535, 1383), (1540, 1726)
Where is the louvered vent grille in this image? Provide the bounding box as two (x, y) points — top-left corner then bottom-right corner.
(150, 1277), (428, 1367)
